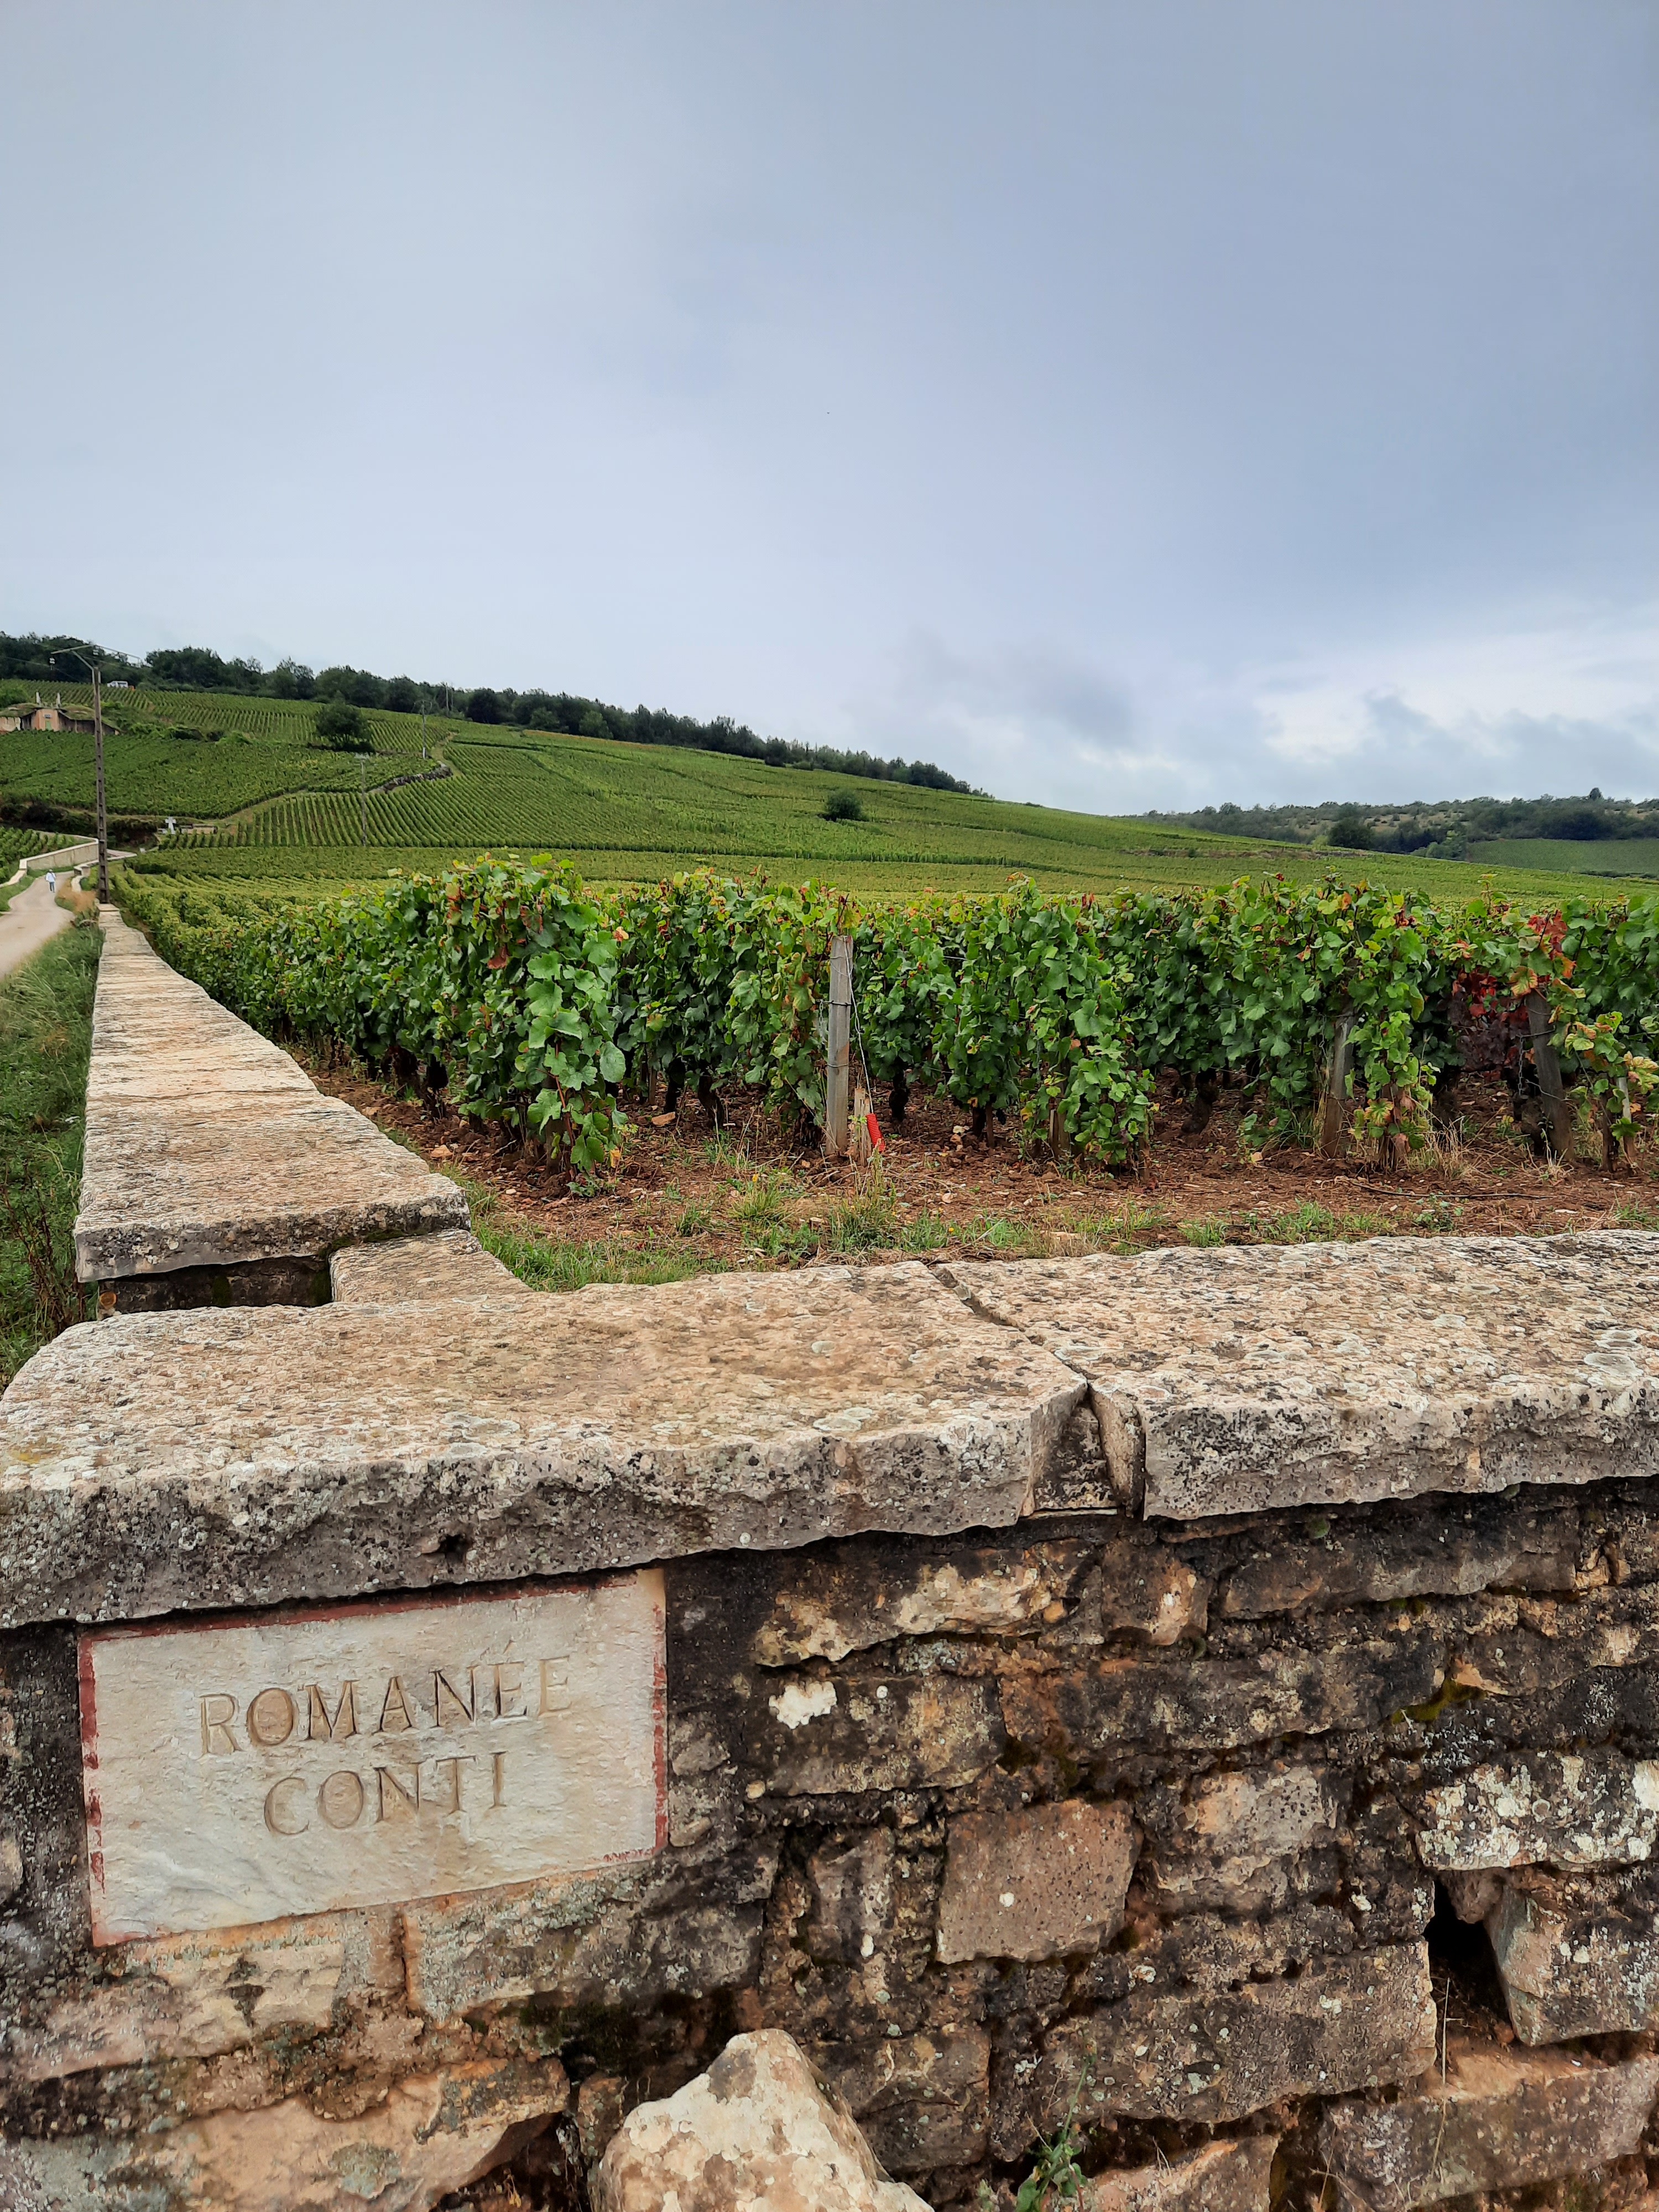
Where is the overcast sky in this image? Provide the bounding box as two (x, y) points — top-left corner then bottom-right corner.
(6, 2), (1655, 810)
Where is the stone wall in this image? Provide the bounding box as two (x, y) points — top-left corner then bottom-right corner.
(6, 915), (1659, 2209)
(13, 1479), (1659, 2207)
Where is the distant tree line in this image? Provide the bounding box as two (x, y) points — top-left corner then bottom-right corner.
(1142, 791), (1659, 855)
(0, 632), (977, 795)
(0, 633), (152, 689)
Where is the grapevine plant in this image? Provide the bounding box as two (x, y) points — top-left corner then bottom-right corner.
(116, 860), (1659, 1179)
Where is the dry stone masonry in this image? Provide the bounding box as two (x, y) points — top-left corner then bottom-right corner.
(4, 913), (1659, 2206)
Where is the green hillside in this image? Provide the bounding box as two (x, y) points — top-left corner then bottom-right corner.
(1469, 837), (1659, 880)
(8, 682), (1655, 906)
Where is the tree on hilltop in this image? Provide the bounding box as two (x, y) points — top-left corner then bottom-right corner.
(1327, 810), (1375, 850)
(314, 700), (371, 750)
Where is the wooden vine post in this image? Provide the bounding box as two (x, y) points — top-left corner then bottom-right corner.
(825, 935), (853, 1159)
(1048, 1097), (1072, 1163)
(1318, 1011), (1355, 1158)
(1525, 991), (1577, 1160)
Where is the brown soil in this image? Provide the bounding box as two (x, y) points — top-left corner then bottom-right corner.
(299, 1052), (1659, 1278)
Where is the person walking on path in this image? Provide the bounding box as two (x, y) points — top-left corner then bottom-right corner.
(0, 869), (75, 981)
(45, 870), (56, 899)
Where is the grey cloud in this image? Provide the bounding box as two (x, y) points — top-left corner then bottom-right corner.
(2, 1), (1654, 812)
(1346, 699), (1659, 805)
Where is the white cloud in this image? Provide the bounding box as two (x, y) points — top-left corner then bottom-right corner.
(841, 602), (1659, 810)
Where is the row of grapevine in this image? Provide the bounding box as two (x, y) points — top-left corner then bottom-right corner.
(0, 727), (436, 822)
(116, 860), (1659, 1175)
(46, 683), (466, 755)
(0, 828), (58, 872)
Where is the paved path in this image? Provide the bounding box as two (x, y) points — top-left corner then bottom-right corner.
(0, 871), (76, 981)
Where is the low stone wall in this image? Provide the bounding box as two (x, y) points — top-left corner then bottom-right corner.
(13, 1454), (1659, 2206)
(5, 920), (1659, 2210)
(77, 913), (466, 1303)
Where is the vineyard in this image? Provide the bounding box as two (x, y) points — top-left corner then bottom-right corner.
(116, 858), (1659, 1181)
(15, 683), (1656, 904)
(11, 684), (438, 753)
(1469, 836), (1659, 880)
(0, 726), (430, 822)
(0, 828), (58, 915)
(0, 829), (56, 874)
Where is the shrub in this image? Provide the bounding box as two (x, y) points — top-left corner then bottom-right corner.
(822, 790), (863, 822)
(314, 701), (370, 750)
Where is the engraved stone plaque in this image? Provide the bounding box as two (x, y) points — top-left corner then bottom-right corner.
(79, 1573), (666, 1944)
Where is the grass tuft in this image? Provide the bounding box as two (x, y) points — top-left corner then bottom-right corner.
(823, 1166), (900, 1253)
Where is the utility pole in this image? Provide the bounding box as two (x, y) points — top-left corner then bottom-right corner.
(53, 649), (109, 902)
(360, 754), (368, 848)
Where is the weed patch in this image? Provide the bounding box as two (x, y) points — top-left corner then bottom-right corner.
(823, 1167), (900, 1253)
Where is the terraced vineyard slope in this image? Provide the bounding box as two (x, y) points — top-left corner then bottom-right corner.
(9, 683), (1654, 904)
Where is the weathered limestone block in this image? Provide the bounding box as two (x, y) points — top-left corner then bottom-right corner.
(748, 1671), (1006, 1797)
(575, 2073), (629, 2162)
(7, 1921), (346, 2080)
(0, 2054), (567, 2212)
(813, 2027), (993, 2173)
(1052, 1638), (1440, 1755)
(1097, 1544), (1210, 1646)
(997, 1942), (1435, 2147)
(1079, 2136), (1276, 2211)
(1416, 1655), (1659, 1780)
(1318, 2041), (1659, 2211)
(936, 1798), (1135, 1962)
(1428, 1581), (1659, 1701)
(86, 1037), (315, 1104)
(753, 1852), (948, 2057)
(400, 1838), (779, 2021)
(668, 1713), (744, 1850)
(1486, 1870), (1659, 2041)
(1340, 1800), (1439, 1949)
(79, 1092), (470, 1283)
(1220, 1496), (1580, 1619)
(592, 2030), (927, 2212)
(329, 1229), (530, 1305)
(1142, 1763), (1347, 1915)
(1416, 1750), (1659, 1870)
(0, 1264), (1084, 1627)
(1075, 1902), (1359, 2009)
(1030, 1401), (1118, 1512)
(808, 1828), (898, 1963)
(750, 1540), (1094, 1666)
(951, 1234), (1659, 1519)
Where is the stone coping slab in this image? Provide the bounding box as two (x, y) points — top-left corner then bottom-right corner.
(330, 1228), (531, 1304)
(950, 1232), (1659, 1520)
(0, 1262), (1084, 1627)
(75, 915), (468, 1281)
(78, 1095), (471, 1282)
